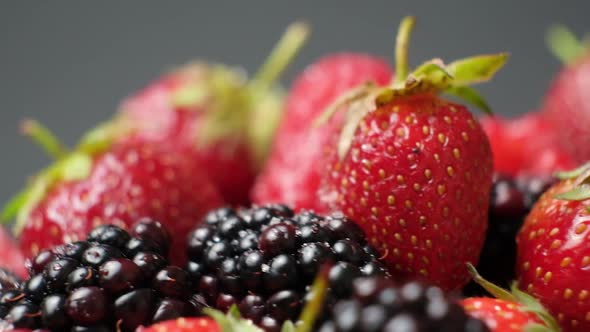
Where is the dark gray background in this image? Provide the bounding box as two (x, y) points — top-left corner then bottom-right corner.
(0, 1), (586, 205)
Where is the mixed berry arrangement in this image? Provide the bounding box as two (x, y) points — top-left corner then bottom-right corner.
(0, 15), (589, 332)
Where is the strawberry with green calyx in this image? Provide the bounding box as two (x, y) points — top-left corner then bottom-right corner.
(2, 120), (223, 265)
(251, 53), (393, 212)
(118, 22), (309, 205)
(464, 264), (559, 332)
(542, 25), (590, 163)
(317, 16), (507, 291)
(516, 162), (590, 332)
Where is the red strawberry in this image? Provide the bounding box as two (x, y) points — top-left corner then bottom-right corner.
(317, 17), (507, 290)
(118, 23), (309, 205)
(480, 113), (575, 176)
(252, 53), (393, 212)
(137, 317), (221, 332)
(516, 164), (590, 331)
(541, 25), (590, 163)
(0, 226), (26, 278)
(2, 128), (223, 265)
(464, 264), (559, 332)
(462, 298), (547, 331)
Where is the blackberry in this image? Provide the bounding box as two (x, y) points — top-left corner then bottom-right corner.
(187, 205), (389, 331)
(317, 277), (490, 332)
(0, 220), (200, 331)
(464, 173), (554, 295)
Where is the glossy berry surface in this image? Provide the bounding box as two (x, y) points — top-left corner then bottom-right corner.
(317, 277), (490, 332)
(0, 220), (199, 331)
(186, 205), (389, 330)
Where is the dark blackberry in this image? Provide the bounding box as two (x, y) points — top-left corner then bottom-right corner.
(464, 173), (555, 295)
(318, 277), (490, 332)
(0, 220), (200, 331)
(186, 205), (388, 330)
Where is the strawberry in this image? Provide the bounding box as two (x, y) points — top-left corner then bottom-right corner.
(516, 163), (590, 331)
(462, 298), (549, 331)
(317, 17), (507, 290)
(2, 124), (223, 265)
(0, 226), (26, 278)
(137, 317), (221, 332)
(480, 113), (575, 176)
(251, 53), (393, 212)
(117, 23), (309, 205)
(541, 26), (590, 163)
(464, 264), (559, 332)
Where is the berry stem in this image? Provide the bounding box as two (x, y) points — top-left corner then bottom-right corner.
(296, 264), (330, 332)
(249, 21), (310, 93)
(467, 263), (517, 302)
(546, 25), (588, 65)
(20, 119), (68, 160)
(394, 16), (416, 84)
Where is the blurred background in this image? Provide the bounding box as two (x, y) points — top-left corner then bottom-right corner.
(0, 1), (586, 205)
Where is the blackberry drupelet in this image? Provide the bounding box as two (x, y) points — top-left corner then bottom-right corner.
(464, 173), (554, 295)
(317, 277), (490, 332)
(0, 219), (200, 331)
(186, 205), (389, 331)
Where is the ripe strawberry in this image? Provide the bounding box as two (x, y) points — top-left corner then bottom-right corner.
(462, 298), (548, 331)
(516, 163), (590, 331)
(0, 227), (26, 278)
(137, 317), (221, 332)
(480, 113), (575, 176)
(541, 26), (590, 163)
(252, 53), (393, 212)
(464, 264), (559, 332)
(2, 128), (223, 265)
(318, 17), (507, 290)
(117, 23), (309, 205)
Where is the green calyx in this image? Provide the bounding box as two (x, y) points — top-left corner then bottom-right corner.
(553, 162), (590, 201)
(167, 22), (310, 168)
(383, 16), (508, 114)
(547, 25), (590, 65)
(316, 16), (507, 160)
(466, 263), (561, 332)
(1, 120), (124, 234)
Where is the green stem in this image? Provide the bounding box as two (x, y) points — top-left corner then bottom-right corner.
(467, 263), (518, 302)
(249, 21), (310, 93)
(394, 16), (416, 84)
(21, 119), (69, 159)
(295, 265), (330, 332)
(546, 25), (588, 65)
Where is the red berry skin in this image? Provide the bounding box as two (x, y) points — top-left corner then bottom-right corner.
(542, 56), (590, 163)
(0, 226), (27, 278)
(461, 297), (544, 331)
(137, 317), (220, 332)
(120, 69), (256, 206)
(319, 94), (492, 291)
(516, 179), (590, 332)
(480, 113), (575, 176)
(19, 139), (223, 265)
(252, 53), (393, 212)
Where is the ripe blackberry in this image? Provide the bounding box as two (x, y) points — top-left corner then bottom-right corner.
(0, 219), (199, 331)
(464, 173), (554, 295)
(317, 277), (490, 332)
(186, 205), (389, 331)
